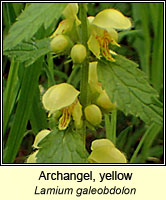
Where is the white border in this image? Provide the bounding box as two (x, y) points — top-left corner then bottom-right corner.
(1, 1), (165, 166)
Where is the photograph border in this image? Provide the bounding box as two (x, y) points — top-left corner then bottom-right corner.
(1, 0), (165, 166)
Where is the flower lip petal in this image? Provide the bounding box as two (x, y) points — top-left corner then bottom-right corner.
(92, 8), (132, 30)
(72, 100), (83, 129)
(42, 83), (80, 112)
(26, 150), (38, 163)
(87, 34), (101, 59)
(33, 129), (50, 149)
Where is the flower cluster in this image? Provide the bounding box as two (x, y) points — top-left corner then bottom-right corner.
(50, 3), (131, 62)
(27, 4), (131, 163)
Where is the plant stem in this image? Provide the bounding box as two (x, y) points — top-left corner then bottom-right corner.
(79, 3), (89, 108)
(78, 3), (89, 145)
(105, 110), (117, 145)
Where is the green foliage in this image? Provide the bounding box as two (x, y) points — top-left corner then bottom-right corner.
(3, 38), (51, 67)
(3, 59), (20, 136)
(3, 3), (67, 50)
(29, 86), (48, 135)
(98, 55), (163, 125)
(3, 59), (43, 163)
(36, 128), (89, 163)
(3, 2), (163, 164)
(131, 3), (163, 91)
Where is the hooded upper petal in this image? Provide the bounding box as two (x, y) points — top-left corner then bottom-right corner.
(42, 83), (80, 113)
(91, 138), (115, 150)
(88, 139), (127, 163)
(92, 8), (132, 30)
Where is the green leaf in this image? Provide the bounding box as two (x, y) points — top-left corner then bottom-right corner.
(3, 59), (20, 136)
(3, 38), (51, 67)
(3, 3), (67, 50)
(98, 55), (163, 125)
(116, 125), (133, 150)
(36, 128), (89, 163)
(29, 86), (48, 135)
(3, 59), (43, 163)
(131, 3), (151, 78)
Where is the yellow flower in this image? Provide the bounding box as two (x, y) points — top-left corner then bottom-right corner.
(42, 83), (82, 130)
(88, 61), (116, 111)
(96, 90), (116, 112)
(33, 129), (51, 149)
(88, 61), (103, 94)
(87, 8), (132, 61)
(26, 150), (38, 163)
(26, 129), (51, 163)
(50, 3), (80, 38)
(88, 139), (127, 163)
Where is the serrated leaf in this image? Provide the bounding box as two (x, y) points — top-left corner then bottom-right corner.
(3, 3), (67, 50)
(36, 128), (89, 163)
(3, 38), (51, 67)
(98, 55), (163, 125)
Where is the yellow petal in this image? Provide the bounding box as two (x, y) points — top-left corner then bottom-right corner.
(50, 19), (73, 38)
(88, 62), (98, 85)
(96, 90), (116, 112)
(106, 27), (120, 47)
(33, 129), (50, 149)
(63, 3), (79, 19)
(91, 138), (115, 150)
(90, 26), (116, 62)
(91, 24), (105, 37)
(88, 16), (95, 24)
(42, 83), (80, 113)
(87, 34), (101, 59)
(88, 62), (103, 94)
(88, 139), (127, 163)
(72, 100), (83, 129)
(93, 8), (132, 30)
(59, 107), (72, 130)
(26, 150), (38, 163)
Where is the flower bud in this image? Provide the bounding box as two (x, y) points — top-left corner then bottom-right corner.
(71, 44), (87, 63)
(96, 90), (116, 112)
(50, 35), (70, 54)
(84, 104), (102, 126)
